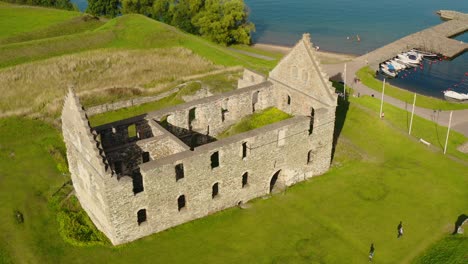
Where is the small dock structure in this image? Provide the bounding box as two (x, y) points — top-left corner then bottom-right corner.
(358, 10), (468, 68)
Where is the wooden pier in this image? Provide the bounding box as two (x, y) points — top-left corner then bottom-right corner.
(357, 10), (468, 68)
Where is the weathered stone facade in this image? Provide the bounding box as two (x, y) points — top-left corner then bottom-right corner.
(62, 34), (338, 245)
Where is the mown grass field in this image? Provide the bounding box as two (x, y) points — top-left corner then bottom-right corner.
(0, 2), (467, 263)
(1, 94), (467, 263)
(356, 67), (468, 110)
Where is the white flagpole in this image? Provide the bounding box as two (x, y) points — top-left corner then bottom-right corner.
(409, 93), (416, 135)
(344, 63), (347, 98)
(379, 78), (385, 118)
(443, 111), (453, 155)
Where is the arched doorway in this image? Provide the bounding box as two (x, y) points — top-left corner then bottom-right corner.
(269, 170), (281, 193)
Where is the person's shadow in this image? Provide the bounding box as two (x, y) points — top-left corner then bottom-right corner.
(452, 214), (467, 235)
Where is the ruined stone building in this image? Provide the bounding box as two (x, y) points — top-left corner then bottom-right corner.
(61, 34), (338, 245)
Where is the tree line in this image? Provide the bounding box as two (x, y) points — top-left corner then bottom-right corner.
(87, 0), (255, 45)
(4, 0), (76, 10)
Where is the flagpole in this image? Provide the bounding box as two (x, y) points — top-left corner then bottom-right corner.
(409, 93), (416, 135)
(379, 78), (385, 118)
(344, 63), (347, 98)
(443, 111), (453, 155)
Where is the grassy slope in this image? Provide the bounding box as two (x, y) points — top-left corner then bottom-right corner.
(0, 2), (80, 39)
(0, 15), (105, 45)
(217, 107), (293, 138)
(0, 6), (279, 72)
(1, 97), (467, 263)
(356, 67), (468, 110)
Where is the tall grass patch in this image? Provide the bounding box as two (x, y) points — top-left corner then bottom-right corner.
(0, 48), (217, 115)
(217, 107), (292, 138)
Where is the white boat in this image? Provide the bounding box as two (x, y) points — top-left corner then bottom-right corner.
(383, 61), (402, 71)
(386, 60), (405, 70)
(394, 58), (417, 68)
(410, 49), (439, 58)
(397, 54), (420, 66)
(443, 90), (468, 101)
(406, 51), (424, 61)
(380, 65), (397, 77)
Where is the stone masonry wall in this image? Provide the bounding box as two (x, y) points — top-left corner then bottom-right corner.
(61, 90), (117, 242)
(104, 115), (331, 244)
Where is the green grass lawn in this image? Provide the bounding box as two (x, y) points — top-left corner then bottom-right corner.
(412, 234), (467, 264)
(1, 96), (467, 263)
(0, 15), (105, 45)
(356, 67), (468, 110)
(217, 107), (292, 138)
(0, 2), (80, 39)
(352, 95), (468, 161)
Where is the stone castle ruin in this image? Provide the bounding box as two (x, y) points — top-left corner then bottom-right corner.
(62, 34), (338, 245)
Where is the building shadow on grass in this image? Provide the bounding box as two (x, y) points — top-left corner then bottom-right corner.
(330, 76), (350, 162)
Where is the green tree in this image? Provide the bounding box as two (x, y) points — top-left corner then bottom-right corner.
(152, 0), (174, 23)
(192, 0), (254, 45)
(121, 0), (155, 16)
(87, 0), (120, 17)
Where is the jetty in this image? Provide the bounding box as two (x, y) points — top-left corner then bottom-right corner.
(357, 10), (468, 68)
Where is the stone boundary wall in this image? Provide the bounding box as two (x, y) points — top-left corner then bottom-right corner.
(86, 88), (181, 116)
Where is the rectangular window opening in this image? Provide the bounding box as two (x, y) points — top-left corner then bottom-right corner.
(188, 108), (196, 130)
(242, 172), (248, 188)
(142, 152), (150, 163)
(242, 142), (247, 159)
(132, 170), (144, 194)
(211, 151), (219, 169)
(212, 183), (219, 199)
(307, 150), (313, 164)
(137, 209), (146, 225)
(175, 163), (184, 181)
(178, 195), (186, 211)
(309, 108), (315, 135)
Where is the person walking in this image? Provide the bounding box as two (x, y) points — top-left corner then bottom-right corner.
(398, 221), (404, 238)
(369, 243), (375, 262)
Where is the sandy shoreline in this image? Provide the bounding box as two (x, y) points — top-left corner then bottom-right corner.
(252, 43), (357, 64)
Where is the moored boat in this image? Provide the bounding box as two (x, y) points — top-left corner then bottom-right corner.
(380, 65), (397, 78)
(443, 90), (468, 101)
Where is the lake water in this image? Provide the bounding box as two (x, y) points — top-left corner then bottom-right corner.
(72, 0), (467, 98)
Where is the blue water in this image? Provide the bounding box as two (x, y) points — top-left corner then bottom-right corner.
(245, 0), (467, 55)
